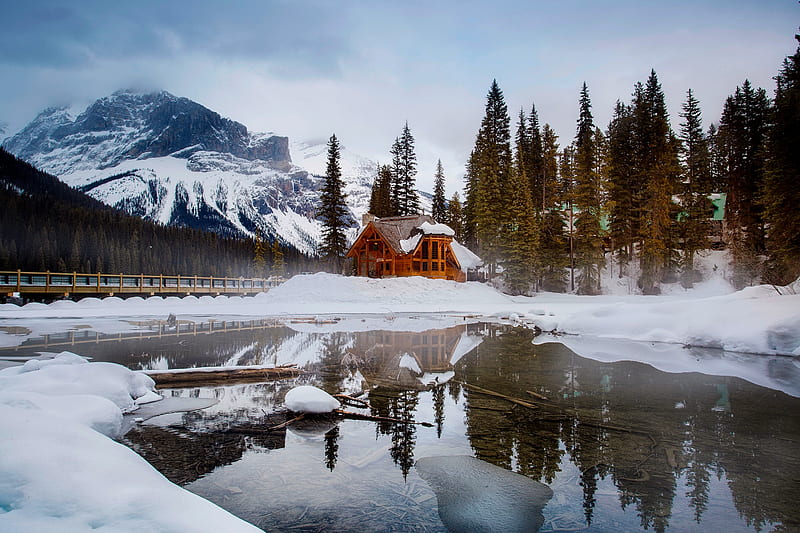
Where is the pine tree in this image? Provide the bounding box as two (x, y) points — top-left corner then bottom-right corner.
(318, 134), (350, 271)
(431, 159), (447, 222)
(716, 80), (771, 288)
(633, 71), (682, 293)
(464, 80), (512, 276)
(538, 124), (568, 292)
(271, 239), (286, 277)
(389, 138), (402, 216)
(527, 103), (545, 211)
(369, 164), (393, 217)
(389, 123), (419, 216)
(763, 41), (800, 283)
(446, 192), (464, 242)
(607, 100), (639, 275)
(572, 82), (605, 294)
(678, 89), (713, 287)
(501, 156), (539, 295)
(253, 229), (268, 276)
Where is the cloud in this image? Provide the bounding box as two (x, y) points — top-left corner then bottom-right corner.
(1, 0), (797, 197)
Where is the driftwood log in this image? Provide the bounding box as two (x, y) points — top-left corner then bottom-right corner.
(143, 364), (302, 388)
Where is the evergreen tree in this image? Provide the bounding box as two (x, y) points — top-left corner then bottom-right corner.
(271, 239), (286, 277)
(763, 41), (800, 283)
(501, 154), (539, 295)
(318, 134), (350, 271)
(572, 82), (605, 294)
(606, 100), (639, 275)
(527, 103), (546, 211)
(431, 159), (447, 222)
(633, 71), (682, 293)
(369, 164), (393, 217)
(464, 80), (512, 276)
(716, 80), (771, 287)
(678, 89), (713, 286)
(389, 123), (419, 216)
(538, 124), (568, 292)
(253, 229), (268, 276)
(446, 192), (464, 242)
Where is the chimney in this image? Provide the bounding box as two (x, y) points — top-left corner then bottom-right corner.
(362, 213), (376, 227)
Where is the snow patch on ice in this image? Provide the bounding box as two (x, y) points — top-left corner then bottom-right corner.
(284, 385), (340, 413)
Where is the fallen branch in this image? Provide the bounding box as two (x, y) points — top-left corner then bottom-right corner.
(268, 413), (305, 431)
(334, 393), (371, 408)
(460, 383), (539, 410)
(334, 409), (433, 427)
(526, 390), (550, 401)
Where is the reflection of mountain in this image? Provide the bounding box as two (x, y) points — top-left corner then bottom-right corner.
(459, 326), (800, 532)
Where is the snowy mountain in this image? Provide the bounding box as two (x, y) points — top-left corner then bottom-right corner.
(2, 90), (389, 255)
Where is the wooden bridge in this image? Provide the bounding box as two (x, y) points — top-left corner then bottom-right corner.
(0, 270), (286, 299)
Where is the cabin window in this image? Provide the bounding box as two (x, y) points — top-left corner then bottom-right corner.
(421, 241), (428, 259)
(384, 262), (390, 271)
(413, 261), (420, 271)
(370, 241), (379, 251)
(432, 262), (439, 271)
(431, 242), (439, 259)
(422, 262), (428, 271)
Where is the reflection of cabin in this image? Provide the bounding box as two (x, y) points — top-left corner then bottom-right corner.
(351, 325), (483, 390)
(346, 214), (467, 282)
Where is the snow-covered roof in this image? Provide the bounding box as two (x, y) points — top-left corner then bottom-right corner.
(399, 234), (422, 254)
(451, 240), (483, 271)
(417, 221), (455, 236)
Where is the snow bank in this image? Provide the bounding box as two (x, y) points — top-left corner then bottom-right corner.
(527, 284), (800, 356)
(0, 352), (260, 532)
(264, 273), (512, 314)
(1, 273), (798, 357)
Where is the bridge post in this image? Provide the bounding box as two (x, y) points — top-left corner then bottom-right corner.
(96, 272), (101, 292)
(16, 270), (20, 293)
(72, 272), (77, 294)
(46, 271), (50, 293)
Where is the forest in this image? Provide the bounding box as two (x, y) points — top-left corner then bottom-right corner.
(0, 148), (307, 278)
(365, 39), (800, 294)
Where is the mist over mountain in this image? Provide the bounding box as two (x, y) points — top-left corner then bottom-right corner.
(2, 90), (398, 255)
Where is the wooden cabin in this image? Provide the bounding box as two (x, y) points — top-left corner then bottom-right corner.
(346, 214), (467, 282)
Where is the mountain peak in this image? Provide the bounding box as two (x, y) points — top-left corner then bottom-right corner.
(4, 89), (292, 173)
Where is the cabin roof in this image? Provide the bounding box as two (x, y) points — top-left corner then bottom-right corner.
(366, 215), (439, 255)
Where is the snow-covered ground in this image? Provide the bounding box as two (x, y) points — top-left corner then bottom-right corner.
(1, 263), (799, 532)
(0, 352), (261, 532)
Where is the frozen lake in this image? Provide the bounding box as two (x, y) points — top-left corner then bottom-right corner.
(1, 317), (798, 532)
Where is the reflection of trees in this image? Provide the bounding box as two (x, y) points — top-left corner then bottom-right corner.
(370, 388), (419, 478)
(324, 426), (340, 472)
(432, 384), (445, 437)
(457, 327), (800, 532)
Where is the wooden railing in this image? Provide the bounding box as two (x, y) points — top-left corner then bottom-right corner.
(0, 318), (284, 352)
(0, 270), (287, 297)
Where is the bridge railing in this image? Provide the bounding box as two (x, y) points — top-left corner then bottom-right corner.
(0, 270), (287, 296)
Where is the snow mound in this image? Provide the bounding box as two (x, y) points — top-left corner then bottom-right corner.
(0, 352), (159, 414)
(416, 455), (552, 533)
(284, 385), (340, 413)
(0, 352), (259, 532)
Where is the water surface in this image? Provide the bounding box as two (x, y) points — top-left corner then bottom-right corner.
(2, 319), (798, 532)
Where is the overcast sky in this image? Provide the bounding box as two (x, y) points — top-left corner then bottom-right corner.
(1, 0), (797, 194)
